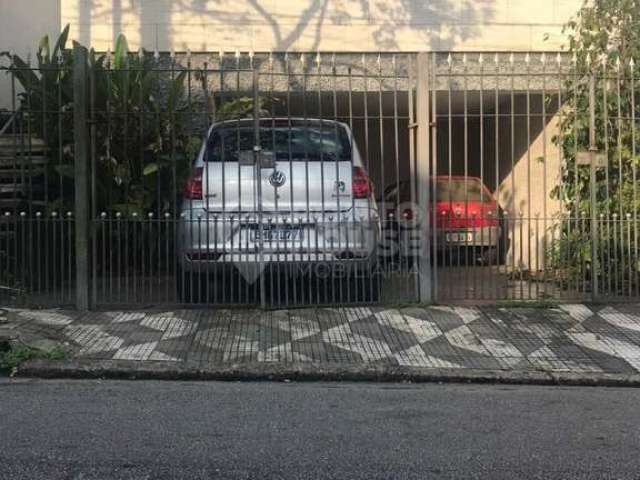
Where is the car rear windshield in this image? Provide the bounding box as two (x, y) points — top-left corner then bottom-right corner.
(206, 122), (352, 162)
(384, 179), (491, 203)
(434, 179), (488, 202)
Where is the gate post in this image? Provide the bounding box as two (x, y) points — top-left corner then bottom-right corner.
(588, 74), (599, 301)
(415, 53), (433, 303)
(73, 43), (90, 310)
(252, 66), (266, 309)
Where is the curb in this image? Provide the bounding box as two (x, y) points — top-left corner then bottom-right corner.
(17, 359), (640, 387)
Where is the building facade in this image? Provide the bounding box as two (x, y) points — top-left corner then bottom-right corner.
(3, 0), (581, 56)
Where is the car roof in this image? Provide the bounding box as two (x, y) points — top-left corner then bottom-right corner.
(211, 117), (349, 129)
(432, 175), (484, 182)
(384, 177), (496, 200)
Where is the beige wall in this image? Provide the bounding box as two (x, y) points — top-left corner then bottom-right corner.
(0, 1), (586, 110)
(498, 113), (563, 271)
(58, 0), (582, 52)
(0, 1), (61, 109)
(0, 0), (61, 56)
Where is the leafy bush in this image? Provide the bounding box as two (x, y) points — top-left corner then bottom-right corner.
(0, 346), (67, 374)
(1, 26), (197, 215)
(548, 0), (640, 295)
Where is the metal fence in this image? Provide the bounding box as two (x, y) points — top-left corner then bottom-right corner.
(1, 48), (639, 308)
(422, 52), (640, 302)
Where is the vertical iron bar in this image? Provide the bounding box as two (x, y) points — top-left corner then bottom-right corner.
(541, 55), (548, 299)
(447, 55), (454, 300)
(73, 45), (90, 310)
(588, 74), (599, 300)
(601, 66), (612, 297)
(430, 53), (438, 301)
(630, 60), (639, 297)
(509, 56), (516, 299)
(347, 61), (355, 304)
(479, 55), (485, 300)
(391, 55), (402, 295)
(632, 61), (639, 297)
(415, 53), (432, 303)
(253, 66), (265, 308)
(494, 54), (501, 299)
(525, 56), (532, 299)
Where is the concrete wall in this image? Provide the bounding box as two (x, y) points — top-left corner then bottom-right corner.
(0, 0), (585, 109)
(497, 113), (563, 271)
(0, 1), (61, 109)
(58, 0), (582, 52)
(0, 1), (61, 56)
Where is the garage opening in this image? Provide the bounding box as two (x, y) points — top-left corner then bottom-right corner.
(4, 50), (636, 308)
(428, 53), (583, 302)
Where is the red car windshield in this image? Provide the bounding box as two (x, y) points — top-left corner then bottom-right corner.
(383, 178), (494, 204)
(435, 179), (490, 202)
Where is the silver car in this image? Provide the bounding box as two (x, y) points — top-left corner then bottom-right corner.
(176, 118), (380, 301)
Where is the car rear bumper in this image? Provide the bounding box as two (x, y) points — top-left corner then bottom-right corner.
(380, 224), (502, 258)
(179, 254), (377, 277)
(177, 214), (379, 273)
(436, 226), (502, 248)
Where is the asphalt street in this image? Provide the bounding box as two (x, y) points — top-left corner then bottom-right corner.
(1, 378), (639, 479)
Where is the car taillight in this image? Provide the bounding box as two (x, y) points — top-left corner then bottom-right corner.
(386, 208), (413, 222)
(352, 166), (371, 199)
(477, 206), (499, 227)
(183, 167), (203, 199)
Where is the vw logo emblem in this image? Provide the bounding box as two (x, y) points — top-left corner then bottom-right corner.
(269, 170), (286, 188)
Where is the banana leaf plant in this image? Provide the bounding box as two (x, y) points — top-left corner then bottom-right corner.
(1, 26), (196, 215)
(0, 25), (74, 212)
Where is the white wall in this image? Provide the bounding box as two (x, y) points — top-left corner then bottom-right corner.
(58, 0), (582, 52)
(0, 1), (61, 56)
(0, 0), (586, 109)
(0, 0), (61, 109)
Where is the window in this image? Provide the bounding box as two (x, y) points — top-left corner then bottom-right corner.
(206, 121), (352, 162)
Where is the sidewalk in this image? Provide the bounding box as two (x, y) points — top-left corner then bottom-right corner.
(7, 303), (640, 385)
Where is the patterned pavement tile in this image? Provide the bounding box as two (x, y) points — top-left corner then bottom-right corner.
(423, 306), (466, 331)
(17, 303), (640, 376)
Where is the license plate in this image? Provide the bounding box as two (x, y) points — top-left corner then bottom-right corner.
(445, 232), (474, 243)
(252, 227), (301, 242)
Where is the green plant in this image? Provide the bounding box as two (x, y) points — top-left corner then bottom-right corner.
(87, 34), (195, 214)
(1, 26), (74, 213)
(545, 222), (592, 289)
(548, 0), (640, 294)
(1, 26), (196, 215)
(0, 346), (67, 374)
(552, 0), (640, 217)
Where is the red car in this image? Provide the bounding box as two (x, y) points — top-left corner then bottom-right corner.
(379, 176), (505, 265)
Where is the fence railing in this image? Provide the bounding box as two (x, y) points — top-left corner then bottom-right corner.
(1, 48), (640, 308)
(0, 212), (75, 305)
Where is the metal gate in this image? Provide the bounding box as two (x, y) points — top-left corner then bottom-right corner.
(421, 52), (640, 303)
(3, 44), (639, 309)
(82, 48), (418, 308)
